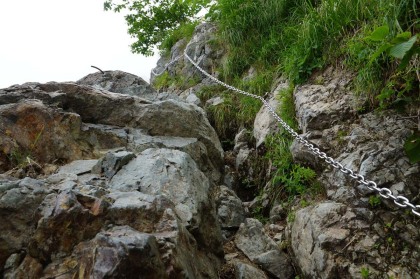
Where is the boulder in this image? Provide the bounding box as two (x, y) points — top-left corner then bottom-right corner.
(290, 202), (351, 278)
(0, 70), (225, 277)
(77, 70), (156, 100)
(109, 148), (214, 231)
(2, 143), (223, 278)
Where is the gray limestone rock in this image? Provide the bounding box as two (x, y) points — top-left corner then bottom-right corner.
(215, 185), (246, 230)
(289, 202), (370, 278)
(321, 113), (418, 208)
(0, 71), (225, 277)
(150, 22), (223, 94)
(206, 96), (224, 107)
(49, 226), (167, 279)
(235, 148), (251, 170)
(294, 76), (356, 133)
(186, 93), (202, 106)
(92, 150), (136, 179)
(0, 178), (51, 269)
(58, 159), (99, 175)
(126, 129), (222, 182)
(234, 129), (251, 152)
(109, 148), (210, 229)
(0, 82), (223, 180)
(253, 82), (288, 148)
(77, 70), (156, 100)
(286, 67), (420, 276)
(235, 218), (293, 279)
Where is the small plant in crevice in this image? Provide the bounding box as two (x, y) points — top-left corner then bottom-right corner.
(360, 267), (370, 279)
(368, 195), (382, 208)
(4, 126), (44, 177)
(404, 130), (420, 164)
(152, 71), (173, 90)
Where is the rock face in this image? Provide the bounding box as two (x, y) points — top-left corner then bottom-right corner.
(150, 22), (224, 101)
(0, 81), (223, 180)
(235, 219), (293, 279)
(0, 71), (224, 278)
(253, 81), (288, 148)
(287, 67), (420, 277)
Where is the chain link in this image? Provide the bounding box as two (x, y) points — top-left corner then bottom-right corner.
(153, 46), (419, 218)
(151, 54), (185, 77)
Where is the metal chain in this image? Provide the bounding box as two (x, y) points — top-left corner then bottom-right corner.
(151, 54), (184, 77)
(153, 46), (420, 217)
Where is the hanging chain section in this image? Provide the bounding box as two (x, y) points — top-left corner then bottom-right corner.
(151, 54), (184, 77)
(151, 46), (420, 218)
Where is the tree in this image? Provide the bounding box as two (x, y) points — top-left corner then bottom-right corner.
(104, 0), (212, 56)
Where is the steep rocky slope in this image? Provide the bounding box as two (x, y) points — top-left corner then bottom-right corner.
(0, 22), (418, 279)
(151, 23), (420, 278)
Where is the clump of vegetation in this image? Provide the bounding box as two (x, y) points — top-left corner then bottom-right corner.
(265, 85), (321, 204)
(159, 21), (199, 56)
(369, 195), (382, 208)
(197, 84), (264, 140)
(2, 127), (44, 177)
(360, 267), (370, 279)
(214, 0), (418, 109)
(153, 71), (201, 91)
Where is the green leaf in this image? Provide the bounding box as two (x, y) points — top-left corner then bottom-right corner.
(391, 32), (412, 44)
(398, 44), (420, 70)
(368, 43), (392, 64)
(366, 25), (389, 42)
(404, 131), (420, 164)
(389, 35), (417, 59)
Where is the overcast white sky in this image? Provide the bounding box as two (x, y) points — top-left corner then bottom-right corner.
(0, 0), (159, 88)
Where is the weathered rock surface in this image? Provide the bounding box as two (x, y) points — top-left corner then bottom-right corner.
(235, 218), (294, 279)
(215, 186), (246, 232)
(78, 70), (156, 100)
(0, 71), (225, 277)
(0, 177), (51, 271)
(290, 202), (352, 278)
(150, 22), (224, 100)
(294, 68), (356, 133)
(253, 82), (288, 148)
(287, 67), (420, 277)
(0, 81), (223, 181)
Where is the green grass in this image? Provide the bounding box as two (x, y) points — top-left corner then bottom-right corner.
(264, 85), (321, 203)
(197, 85), (263, 139)
(152, 71), (201, 91)
(215, 0), (419, 109)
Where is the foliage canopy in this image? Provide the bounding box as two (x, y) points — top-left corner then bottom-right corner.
(104, 0), (211, 56)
